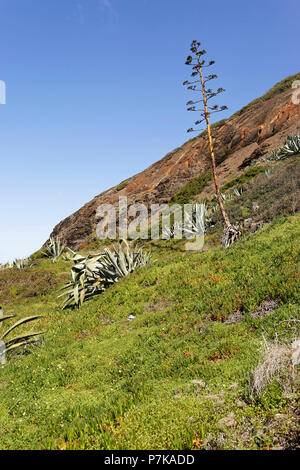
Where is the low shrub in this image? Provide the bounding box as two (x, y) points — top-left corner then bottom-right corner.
(221, 166), (266, 192)
(171, 170), (213, 204)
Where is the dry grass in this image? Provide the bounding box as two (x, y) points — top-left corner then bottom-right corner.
(250, 337), (299, 398)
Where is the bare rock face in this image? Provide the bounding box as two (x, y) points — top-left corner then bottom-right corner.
(48, 85), (300, 250)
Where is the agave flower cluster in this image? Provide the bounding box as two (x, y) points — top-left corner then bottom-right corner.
(184, 40), (228, 134)
(268, 135), (300, 161)
(59, 240), (151, 309)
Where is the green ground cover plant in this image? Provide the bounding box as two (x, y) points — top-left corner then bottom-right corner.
(0, 213), (299, 450)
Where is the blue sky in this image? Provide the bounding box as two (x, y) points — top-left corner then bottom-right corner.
(0, 0), (298, 262)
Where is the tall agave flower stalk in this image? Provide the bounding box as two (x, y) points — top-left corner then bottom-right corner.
(184, 40), (241, 247)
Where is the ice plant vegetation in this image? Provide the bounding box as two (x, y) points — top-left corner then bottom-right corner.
(184, 40), (241, 247)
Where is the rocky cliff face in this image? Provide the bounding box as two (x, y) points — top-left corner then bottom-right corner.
(49, 80), (300, 249)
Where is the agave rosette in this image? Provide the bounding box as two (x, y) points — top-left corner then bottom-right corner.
(59, 241), (150, 309)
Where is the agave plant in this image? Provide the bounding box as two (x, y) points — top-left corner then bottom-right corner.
(59, 240), (150, 309)
(162, 204), (206, 240)
(62, 247), (77, 261)
(102, 241), (150, 276)
(268, 135), (300, 161)
(278, 135), (300, 158)
(264, 168), (273, 178)
(43, 237), (66, 263)
(184, 204), (206, 238)
(58, 253), (108, 309)
(12, 257), (32, 269)
(268, 149), (280, 161)
(0, 262), (11, 270)
(162, 221), (183, 240)
(233, 186), (243, 197)
(204, 201), (219, 227)
(0, 307), (45, 363)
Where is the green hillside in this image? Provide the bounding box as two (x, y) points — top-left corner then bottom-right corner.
(0, 138), (300, 451)
(0, 210), (299, 449)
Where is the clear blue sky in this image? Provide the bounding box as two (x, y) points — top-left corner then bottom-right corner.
(0, 0), (298, 262)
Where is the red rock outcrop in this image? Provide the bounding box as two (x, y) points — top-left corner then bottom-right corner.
(49, 85), (300, 249)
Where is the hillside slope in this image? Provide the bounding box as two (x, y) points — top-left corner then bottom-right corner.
(0, 214), (299, 450)
(49, 73), (300, 249)
(0, 75), (299, 451)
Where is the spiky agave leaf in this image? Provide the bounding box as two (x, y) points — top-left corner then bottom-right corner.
(59, 241), (151, 309)
(0, 314), (16, 324)
(58, 251), (109, 308)
(12, 257), (32, 269)
(184, 204), (206, 238)
(277, 135), (300, 158)
(268, 135), (300, 161)
(4, 332), (45, 352)
(0, 314), (46, 340)
(162, 221), (182, 240)
(0, 307), (46, 360)
(62, 247), (77, 261)
(43, 236), (66, 263)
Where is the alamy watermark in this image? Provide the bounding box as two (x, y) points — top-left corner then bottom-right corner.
(96, 197), (206, 251)
(292, 80), (300, 105)
(0, 340), (6, 365)
(0, 80), (6, 104)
